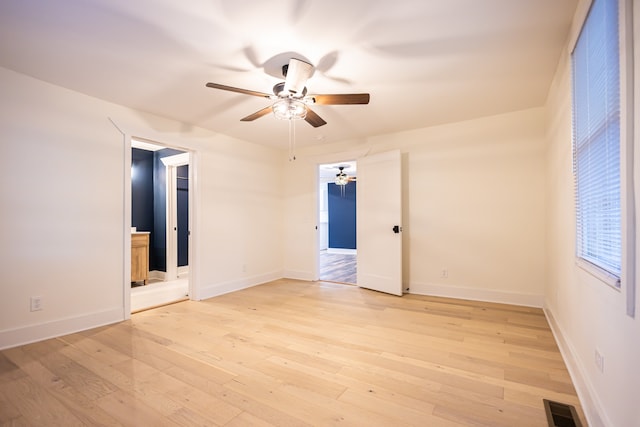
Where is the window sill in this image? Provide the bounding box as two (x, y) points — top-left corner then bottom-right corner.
(576, 258), (621, 290)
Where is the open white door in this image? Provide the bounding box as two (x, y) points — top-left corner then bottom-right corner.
(357, 150), (403, 296)
(161, 152), (189, 282)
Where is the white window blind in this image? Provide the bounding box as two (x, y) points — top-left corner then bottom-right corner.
(571, 0), (621, 283)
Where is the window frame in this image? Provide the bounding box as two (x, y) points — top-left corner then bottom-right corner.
(571, 0), (623, 288)
(569, 0), (636, 317)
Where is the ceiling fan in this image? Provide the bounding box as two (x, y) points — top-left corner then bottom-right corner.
(206, 58), (370, 128)
(335, 165), (356, 185)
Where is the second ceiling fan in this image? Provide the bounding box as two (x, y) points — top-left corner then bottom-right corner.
(206, 57), (370, 128)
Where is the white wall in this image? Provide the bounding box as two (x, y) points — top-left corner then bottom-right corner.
(0, 66), (284, 349)
(283, 108), (548, 306)
(543, 3), (640, 425)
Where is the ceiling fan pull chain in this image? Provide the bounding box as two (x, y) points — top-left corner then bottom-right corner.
(288, 118), (292, 161)
(288, 118), (297, 161)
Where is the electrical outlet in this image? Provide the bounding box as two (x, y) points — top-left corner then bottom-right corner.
(30, 296), (43, 312)
(595, 349), (604, 373)
(441, 269), (448, 278)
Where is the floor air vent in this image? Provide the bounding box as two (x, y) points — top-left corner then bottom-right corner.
(543, 399), (583, 427)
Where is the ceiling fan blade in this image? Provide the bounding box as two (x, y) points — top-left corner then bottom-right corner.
(304, 107), (327, 127)
(310, 93), (370, 105)
(241, 105), (273, 121)
(284, 58), (313, 95)
(206, 82), (271, 99)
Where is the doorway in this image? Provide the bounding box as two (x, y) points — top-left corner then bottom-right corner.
(318, 161), (357, 284)
(130, 139), (190, 312)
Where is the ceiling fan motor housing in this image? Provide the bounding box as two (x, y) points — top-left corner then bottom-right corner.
(273, 82), (307, 98)
(283, 58), (314, 95)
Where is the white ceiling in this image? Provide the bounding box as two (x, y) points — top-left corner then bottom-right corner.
(0, 0), (577, 149)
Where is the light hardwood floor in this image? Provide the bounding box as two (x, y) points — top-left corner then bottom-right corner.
(319, 251), (357, 284)
(0, 279), (585, 426)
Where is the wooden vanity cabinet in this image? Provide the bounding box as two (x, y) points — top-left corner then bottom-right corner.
(131, 232), (149, 285)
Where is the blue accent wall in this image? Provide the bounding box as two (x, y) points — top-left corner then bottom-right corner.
(328, 182), (357, 249)
(131, 147), (188, 272)
(131, 148), (157, 269)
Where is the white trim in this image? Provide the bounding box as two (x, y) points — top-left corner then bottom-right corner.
(121, 127), (132, 318)
(327, 248), (357, 255)
(108, 117), (131, 319)
(313, 154), (366, 283)
(544, 307), (610, 427)
(632, 0), (640, 319)
(187, 151), (198, 301)
(314, 165), (320, 281)
(147, 268), (188, 281)
(162, 152), (190, 284)
(165, 164), (178, 281)
(148, 270), (167, 281)
(570, 0), (635, 316)
(160, 152), (189, 167)
(109, 116), (199, 312)
(197, 271), (283, 301)
(575, 258), (622, 290)
(0, 308), (123, 351)
(620, 0), (636, 318)
(409, 282), (544, 308)
(132, 138), (164, 152)
(283, 269), (315, 282)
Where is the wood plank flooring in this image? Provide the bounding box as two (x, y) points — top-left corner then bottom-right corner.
(319, 251), (357, 284)
(0, 279), (586, 426)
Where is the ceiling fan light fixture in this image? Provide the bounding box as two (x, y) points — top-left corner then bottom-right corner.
(335, 167), (349, 186)
(273, 99), (307, 120)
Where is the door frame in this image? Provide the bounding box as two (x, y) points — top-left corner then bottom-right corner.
(310, 149), (371, 282)
(161, 152), (189, 282)
(122, 133), (197, 319)
(317, 160), (358, 283)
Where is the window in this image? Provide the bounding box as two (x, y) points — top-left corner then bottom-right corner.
(571, 0), (621, 286)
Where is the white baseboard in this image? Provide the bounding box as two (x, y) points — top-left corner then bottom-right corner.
(408, 282), (544, 307)
(327, 248), (357, 255)
(0, 307), (124, 351)
(543, 306), (609, 427)
(197, 271), (283, 301)
(148, 270), (166, 281)
(149, 267), (189, 282)
(283, 270), (315, 281)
